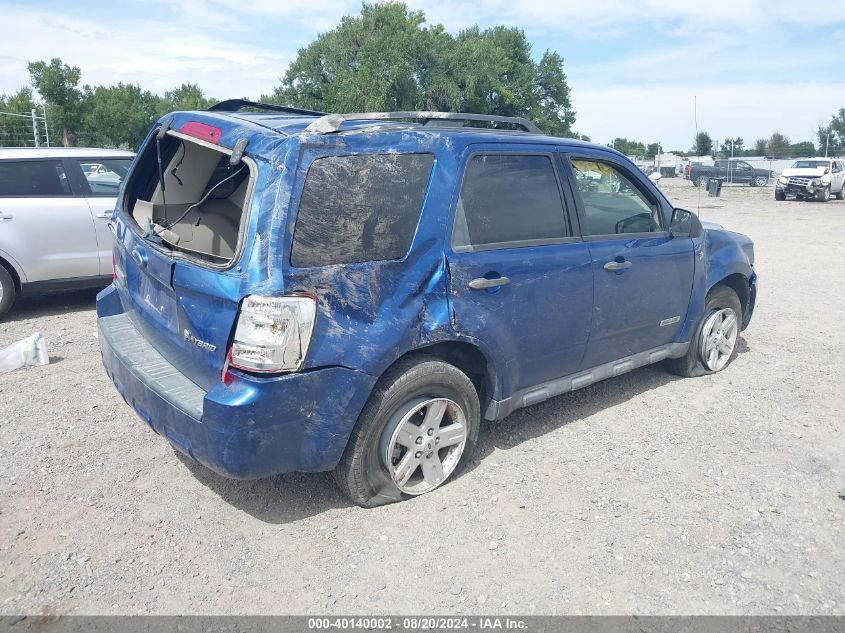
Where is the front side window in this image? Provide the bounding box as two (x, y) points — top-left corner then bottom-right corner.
(291, 153), (434, 268)
(453, 154), (568, 250)
(570, 159), (661, 237)
(0, 160), (71, 197)
(76, 158), (132, 196)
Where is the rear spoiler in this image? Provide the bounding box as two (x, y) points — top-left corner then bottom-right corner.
(208, 99), (325, 117)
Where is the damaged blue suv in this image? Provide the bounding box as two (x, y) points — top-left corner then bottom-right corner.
(97, 101), (757, 506)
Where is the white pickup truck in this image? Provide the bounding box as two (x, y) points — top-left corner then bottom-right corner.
(775, 157), (845, 202)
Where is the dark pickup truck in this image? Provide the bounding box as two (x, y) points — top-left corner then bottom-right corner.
(689, 160), (773, 187)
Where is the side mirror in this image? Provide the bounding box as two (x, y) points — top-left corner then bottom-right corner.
(670, 208), (703, 238)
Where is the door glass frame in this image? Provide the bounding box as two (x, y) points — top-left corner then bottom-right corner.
(447, 146), (580, 254)
(0, 158), (79, 198)
(561, 152), (673, 242)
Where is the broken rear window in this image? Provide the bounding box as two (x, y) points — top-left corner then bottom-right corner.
(291, 153), (435, 268)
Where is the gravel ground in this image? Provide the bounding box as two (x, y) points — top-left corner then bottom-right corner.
(1, 178), (844, 615)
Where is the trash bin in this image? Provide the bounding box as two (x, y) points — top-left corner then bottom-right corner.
(707, 177), (723, 197)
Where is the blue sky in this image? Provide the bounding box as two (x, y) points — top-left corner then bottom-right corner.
(1, 0), (844, 150)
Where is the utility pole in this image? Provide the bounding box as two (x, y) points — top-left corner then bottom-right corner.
(30, 108), (40, 148)
(825, 130), (831, 158)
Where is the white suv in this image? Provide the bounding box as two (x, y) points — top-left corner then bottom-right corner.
(0, 148), (135, 316)
(775, 157), (845, 202)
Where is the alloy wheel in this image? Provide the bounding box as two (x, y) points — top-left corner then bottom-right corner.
(699, 308), (739, 371)
(383, 397), (468, 495)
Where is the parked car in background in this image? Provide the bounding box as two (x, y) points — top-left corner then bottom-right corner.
(689, 159), (773, 187)
(775, 158), (845, 202)
(97, 103), (756, 506)
(0, 148), (135, 316)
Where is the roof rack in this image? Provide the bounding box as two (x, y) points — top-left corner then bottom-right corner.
(208, 99), (326, 117)
(304, 111), (543, 135)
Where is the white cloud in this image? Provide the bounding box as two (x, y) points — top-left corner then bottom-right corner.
(0, 6), (290, 99)
(1, 0), (843, 149)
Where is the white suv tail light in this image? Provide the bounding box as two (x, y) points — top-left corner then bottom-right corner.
(229, 295), (316, 373)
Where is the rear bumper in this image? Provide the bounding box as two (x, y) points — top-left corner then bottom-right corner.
(96, 285), (377, 479)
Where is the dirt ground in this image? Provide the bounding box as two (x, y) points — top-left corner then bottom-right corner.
(1, 178), (844, 615)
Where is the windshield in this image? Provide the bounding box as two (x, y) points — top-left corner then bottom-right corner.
(791, 160), (829, 169)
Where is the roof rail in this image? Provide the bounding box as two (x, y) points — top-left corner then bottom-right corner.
(208, 99), (326, 117)
(304, 111), (544, 135)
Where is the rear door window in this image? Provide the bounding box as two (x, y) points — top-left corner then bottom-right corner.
(452, 154), (569, 250)
(0, 160), (71, 197)
(291, 153), (434, 268)
(74, 158), (133, 196)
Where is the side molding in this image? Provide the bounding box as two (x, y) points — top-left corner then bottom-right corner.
(484, 341), (689, 420)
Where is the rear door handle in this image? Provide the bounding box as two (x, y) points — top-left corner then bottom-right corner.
(0, 212), (13, 221)
(604, 260), (632, 271)
(468, 276), (510, 290)
(96, 211), (112, 218)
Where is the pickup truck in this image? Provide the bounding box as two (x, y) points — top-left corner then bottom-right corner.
(775, 158), (845, 202)
(689, 160), (773, 187)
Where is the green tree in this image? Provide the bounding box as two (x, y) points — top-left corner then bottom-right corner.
(751, 138), (767, 156)
(789, 141), (816, 158)
(269, 2), (575, 136)
(27, 58), (84, 146)
(767, 132), (791, 159)
(693, 132), (713, 156)
(0, 87), (39, 147)
(80, 83), (161, 149)
(719, 137), (743, 157)
(645, 142), (660, 159)
(609, 138), (646, 157)
(162, 83), (216, 113)
(817, 108), (844, 156)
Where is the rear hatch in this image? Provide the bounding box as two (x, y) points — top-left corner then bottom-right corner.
(112, 113), (289, 391)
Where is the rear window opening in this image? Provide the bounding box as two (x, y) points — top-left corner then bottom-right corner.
(124, 131), (254, 266)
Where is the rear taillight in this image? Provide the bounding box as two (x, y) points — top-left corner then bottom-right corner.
(228, 295), (317, 374)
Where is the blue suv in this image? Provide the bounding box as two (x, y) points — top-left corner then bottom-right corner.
(97, 101), (757, 506)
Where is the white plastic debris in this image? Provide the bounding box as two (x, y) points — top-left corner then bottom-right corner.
(0, 333), (50, 373)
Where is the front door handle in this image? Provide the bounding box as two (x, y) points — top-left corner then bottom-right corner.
(0, 212), (13, 221)
(604, 260), (632, 272)
(468, 276), (510, 290)
(95, 211), (112, 218)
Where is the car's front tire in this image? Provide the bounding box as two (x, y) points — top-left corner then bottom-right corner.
(816, 185), (831, 202)
(665, 285), (742, 378)
(0, 265), (16, 317)
(334, 356), (480, 507)
(694, 175), (708, 187)
(775, 190), (786, 201)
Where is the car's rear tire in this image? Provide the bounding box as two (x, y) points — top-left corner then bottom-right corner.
(334, 356), (480, 507)
(665, 285), (742, 378)
(0, 265), (17, 317)
(816, 186), (830, 202)
(775, 190), (786, 201)
(752, 175), (768, 187)
(694, 175), (708, 187)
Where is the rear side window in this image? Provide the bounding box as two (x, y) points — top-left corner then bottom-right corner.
(291, 153), (434, 268)
(0, 160), (71, 197)
(452, 154), (568, 250)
